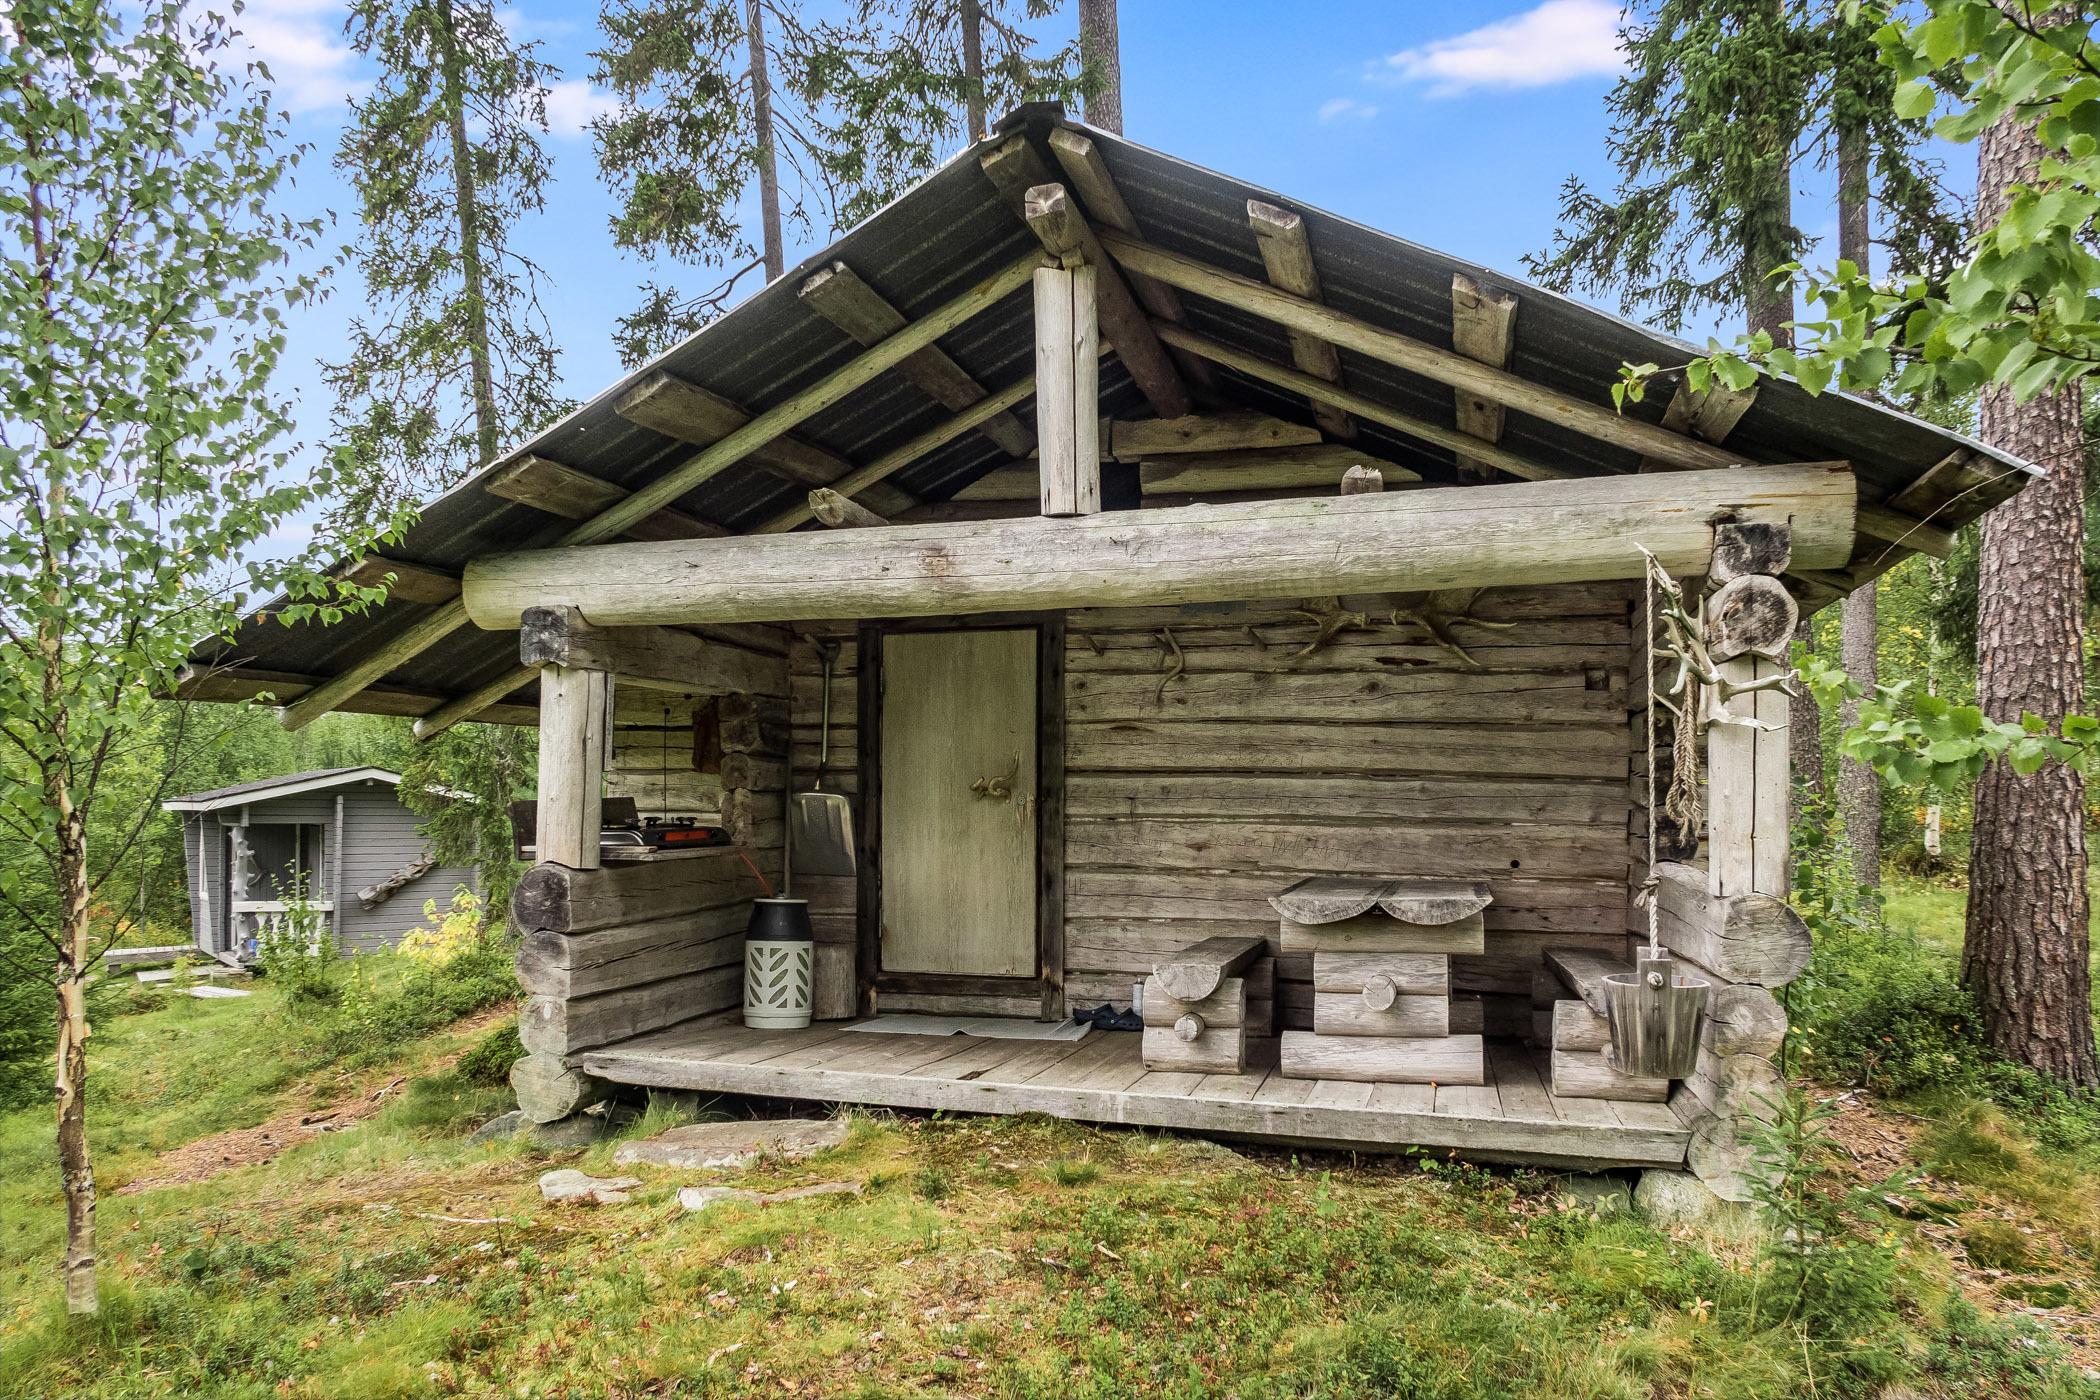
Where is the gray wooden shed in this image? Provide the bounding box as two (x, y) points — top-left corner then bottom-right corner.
(164, 767), (478, 961)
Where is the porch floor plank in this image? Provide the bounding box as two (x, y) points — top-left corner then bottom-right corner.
(578, 1023), (1691, 1170)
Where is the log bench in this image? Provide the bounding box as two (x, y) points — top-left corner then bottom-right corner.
(1536, 946), (1670, 1103)
(1140, 935), (1275, 1073)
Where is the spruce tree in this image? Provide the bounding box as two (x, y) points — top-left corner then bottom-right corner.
(1528, 0), (1956, 818)
(327, 0), (569, 512)
(593, 0), (1081, 364)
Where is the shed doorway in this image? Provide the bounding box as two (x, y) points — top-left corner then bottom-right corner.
(877, 628), (1039, 981)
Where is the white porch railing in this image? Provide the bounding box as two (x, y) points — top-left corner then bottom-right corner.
(231, 899), (333, 955)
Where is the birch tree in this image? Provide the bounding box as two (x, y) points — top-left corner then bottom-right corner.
(0, 0), (368, 1312)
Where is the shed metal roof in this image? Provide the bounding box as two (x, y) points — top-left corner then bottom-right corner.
(185, 104), (2038, 727)
(163, 767), (402, 811)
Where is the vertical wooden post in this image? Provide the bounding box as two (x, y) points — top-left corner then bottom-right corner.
(1034, 263), (1099, 516)
(1704, 524), (1793, 899)
(536, 665), (608, 870)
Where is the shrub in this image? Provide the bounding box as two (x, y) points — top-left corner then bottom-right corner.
(396, 887), (483, 969)
(253, 879), (339, 1007)
(318, 937), (516, 1061)
(457, 1018), (522, 1085)
(1797, 931), (1985, 1095)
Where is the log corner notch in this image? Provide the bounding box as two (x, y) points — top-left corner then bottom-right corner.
(1652, 518), (1804, 1205)
(518, 605), (788, 698)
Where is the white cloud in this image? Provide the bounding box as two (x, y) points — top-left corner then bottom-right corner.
(1374, 0), (1627, 98)
(1317, 96), (1380, 124)
(229, 0), (367, 115)
(543, 78), (619, 137)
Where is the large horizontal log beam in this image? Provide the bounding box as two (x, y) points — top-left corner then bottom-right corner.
(1101, 231), (1746, 474)
(462, 464), (1856, 629)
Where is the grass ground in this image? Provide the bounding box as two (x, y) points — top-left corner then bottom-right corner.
(2, 963), (2099, 1398)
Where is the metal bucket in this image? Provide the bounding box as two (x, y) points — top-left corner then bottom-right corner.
(1601, 954), (1710, 1080)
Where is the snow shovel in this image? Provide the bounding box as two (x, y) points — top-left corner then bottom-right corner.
(788, 642), (857, 879)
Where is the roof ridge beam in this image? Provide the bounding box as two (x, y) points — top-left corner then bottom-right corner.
(798, 261), (1034, 458)
(1098, 230), (1745, 474)
(1247, 199), (1355, 440)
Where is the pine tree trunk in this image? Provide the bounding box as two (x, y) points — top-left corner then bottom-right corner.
(1077, 0), (1121, 133)
(1963, 101), (2100, 1087)
(1743, 148), (1823, 815)
(1835, 115), (1880, 885)
(745, 0), (785, 281)
(960, 0), (986, 139)
(435, 0), (501, 468)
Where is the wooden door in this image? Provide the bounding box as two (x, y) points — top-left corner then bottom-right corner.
(879, 629), (1038, 978)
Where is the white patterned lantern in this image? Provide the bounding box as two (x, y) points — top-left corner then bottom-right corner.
(743, 898), (815, 1029)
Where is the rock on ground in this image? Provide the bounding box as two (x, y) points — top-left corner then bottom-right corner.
(539, 1168), (642, 1206)
(1635, 1169), (1761, 1241)
(613, 1117), (849, 1171)
(473, 1105), (640, 1148)
(677, 1181), (862, 1212)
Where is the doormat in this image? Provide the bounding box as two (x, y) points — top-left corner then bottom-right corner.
(844, 1014), (1090, 1042)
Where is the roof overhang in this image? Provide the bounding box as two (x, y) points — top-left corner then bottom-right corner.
(180, 103), (2041, 735)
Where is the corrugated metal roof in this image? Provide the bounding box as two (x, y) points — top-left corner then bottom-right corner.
(187, 104), (2038, 723)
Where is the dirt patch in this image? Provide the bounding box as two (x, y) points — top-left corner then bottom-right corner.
(116, 1003), (514, 1194)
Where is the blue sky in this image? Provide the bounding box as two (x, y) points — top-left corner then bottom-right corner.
(237, 0), (1966, 550)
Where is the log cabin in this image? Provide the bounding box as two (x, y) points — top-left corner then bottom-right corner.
(179, 106), (2038, 1205)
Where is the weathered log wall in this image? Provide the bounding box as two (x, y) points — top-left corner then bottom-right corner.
(788, 584), (1638, 1033)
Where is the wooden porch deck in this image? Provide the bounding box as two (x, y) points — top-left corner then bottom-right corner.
(579, 1018), (1691, 1170)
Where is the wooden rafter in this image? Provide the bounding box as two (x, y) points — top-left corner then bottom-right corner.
(614, 371), (918, 519)
(980, 134), (1189, 417)
(1102, 231), (1747, 473)
(1139, 444), (1420, 496)
(753, 374), (1037, 534)
(1247, 199), (1354, 440)
(1449, 274), (1519, 484)
(175, 664), (535, 726)
(1636, 376), (1758, 473)
(282, 249), (1045, 734)
(808, 488), (885, 528)
(799, 261), (1035, 457)
(335, 555), (461, 605)
(1153, 322), (1574, 482)
(1045, 127), (1216, 392)
(485, 454), (726, 541)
